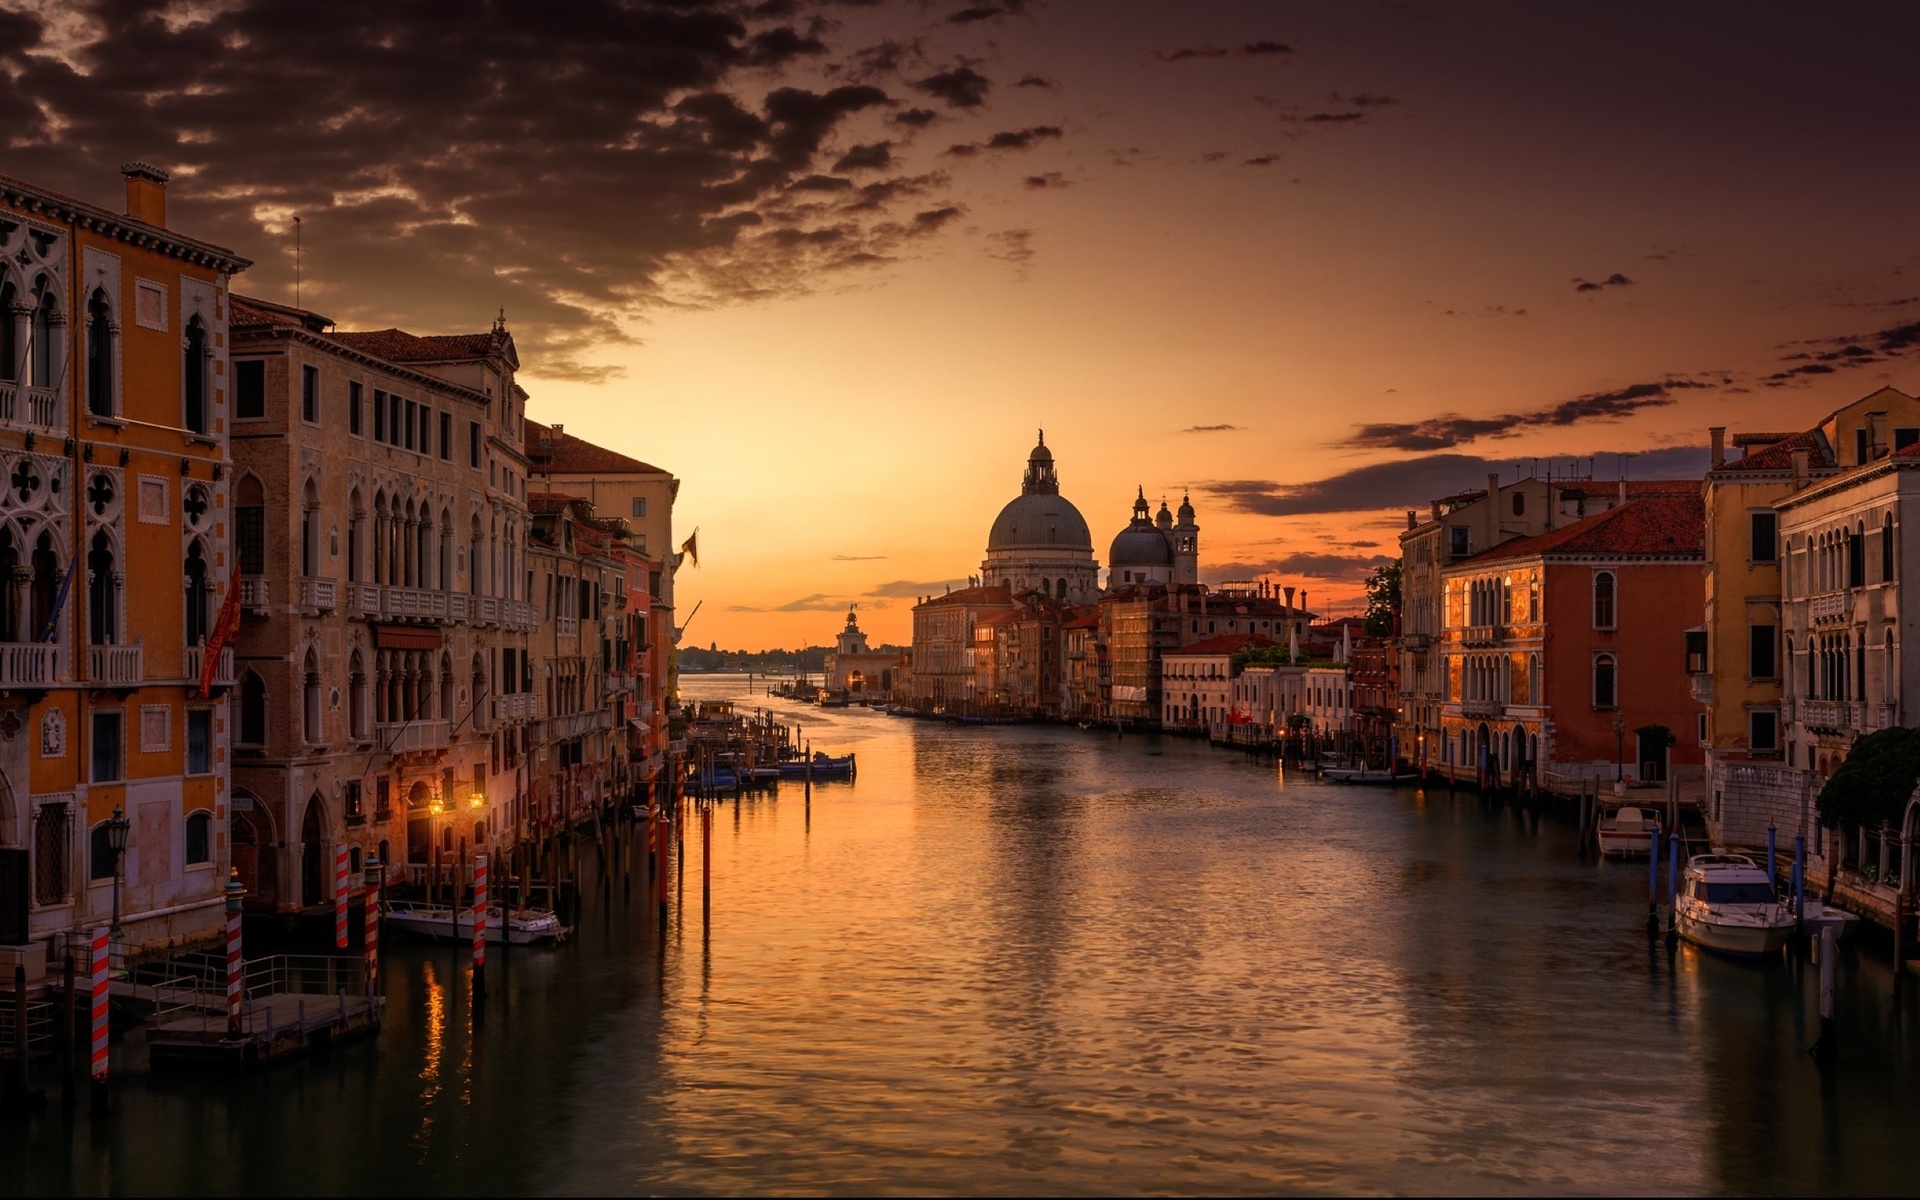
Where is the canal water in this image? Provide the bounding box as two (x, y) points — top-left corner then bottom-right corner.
(8, 673), (1920, 1195)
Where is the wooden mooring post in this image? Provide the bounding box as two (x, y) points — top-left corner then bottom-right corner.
(1811, 921), (1839, 1061)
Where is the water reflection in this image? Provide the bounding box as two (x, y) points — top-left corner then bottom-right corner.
(7, 676), (1920, 1194)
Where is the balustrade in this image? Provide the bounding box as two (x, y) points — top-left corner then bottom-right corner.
(0, 383), (60, 430)
(88, 644), (143, 687)
(298, 576), (338, 612)
(0, 642), (59, 687)
(1810, 591), (1849, 624)
(372, 719), (451, 754)
(556, 616), (580, 639)
(241, 578), (271, 609)
(492, 692), (538, 722)
(184, 645), (234, 687)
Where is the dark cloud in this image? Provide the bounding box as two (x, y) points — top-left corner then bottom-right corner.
(869, 578), (963, 599)
(1198, 446), (1712, 518)
(1340, 379), (1705, 451)
(1209, 552), (1397, 581)
(840, 38), (924, 82)
(1023, 171), (1068, 189)
(986, 228), (1034, 273)
(913, 64), (991, 108)
(1303, 111), (1366, 123)
(775, 594), (860, 613)
(0, 2), (1020, 381)
(1183, 424), (1241, 433)
(945, 125), (1063, 155)
(831, 141), (893, 171)
(947, 3), (1030, 24)
(1346, 93), (1400, 107)
(1574, 272), (1635, 292)
(912, 205), (965, 233)
(1014, 73), (1056, 89)
(1156, 42), (1291, 62)
(1762, 318), (1920, 385)
(1244, 154), (1282, 166)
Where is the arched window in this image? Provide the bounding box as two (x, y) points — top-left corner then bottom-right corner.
(300, 480), (319, 577)
(1593, 653), (1617, 709)
(239, 670), (267, 746)
(183, 316), (208, 433)
(30, 289), (54, 388)
(0, 281), (15, 382)
(1850, 521), (1866, 588)
(85, 289), (113, 417)
(86, 530), (117, 645)
(1511, 491), (1525, 516)
(235, 475), (266, 577)
(1884, 513), (1897, 583)
(440, 509), (453, 591)
(1592, 571), (1616, 629)
(468, 515), (483, 596)
(439, 652), (454, 722)
(349, 650), (369, 740)
(89, 822), (117, 881)
(28, 532), (57, 642)
(185, 810), (212, 865)
(0, 527), (16, 643)
(184, 538), (209, 645)
(347, 491), (363, 583)
(303, 649), (322, 742)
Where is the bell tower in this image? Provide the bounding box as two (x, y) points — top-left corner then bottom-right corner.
(1173, 493), (1200, 586)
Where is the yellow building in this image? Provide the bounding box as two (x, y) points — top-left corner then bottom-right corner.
(0, 165), (250, 958)
(1699, 387), (1920, 847)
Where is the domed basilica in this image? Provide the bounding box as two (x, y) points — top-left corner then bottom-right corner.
(979, 432), (1200, 598)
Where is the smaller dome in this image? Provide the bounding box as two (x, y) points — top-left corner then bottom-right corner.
(1111, 525), (1173, 568)
(1155, 498), (1173, 529)
(1177, 492), (1196, 524)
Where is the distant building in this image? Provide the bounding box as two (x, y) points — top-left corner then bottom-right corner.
(981, 432), (1100, 604)
(825, 607), (905, 697)
(910, 585), (1015, 709)
(1107, 488), (1199, 588)
(1161, 633), (1274, 733)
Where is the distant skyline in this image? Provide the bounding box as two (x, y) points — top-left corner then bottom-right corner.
(10, 1), (1920, 647)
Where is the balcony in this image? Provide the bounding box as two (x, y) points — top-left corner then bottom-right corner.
(298, 576), (338, 612)
(185, 645), (234, 688)
(1869, 702), (1899, 732)
(506, 600), (538, 630)
(1811, 591), (1849, 625)
(474, 596), (500, 625)
(383, 586), (447, 622)
(347, 583), (381, 615)
(0, 643), (60, 688)
(542, 710), (601, 741)
(1462, 625), (1501, 647)
(447, 593), (470, 622)
(241, 578), (271, 612)
(0, 382), (60, 430)
(1801, 699), (1857, 732)
(1688, 674), (1714, 705)
(373, 719), (451, 755)
(556, 616), (580, 639)
(493, 692), (538, 723)
(603, 672), (635, 697)
(1402, 633), (1431, 652)
(88, 644), (143, 688)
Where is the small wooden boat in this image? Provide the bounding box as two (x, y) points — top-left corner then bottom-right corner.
(1596, 806), (1658, 857)
(383, 900), (569, 945)
(777, 752), (856, 778)
(1675, 854), (1794, 957)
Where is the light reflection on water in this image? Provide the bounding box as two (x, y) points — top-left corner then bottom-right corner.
(9, 673), (1920, 1195)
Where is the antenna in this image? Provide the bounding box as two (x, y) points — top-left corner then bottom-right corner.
(294, 215), (302, 307)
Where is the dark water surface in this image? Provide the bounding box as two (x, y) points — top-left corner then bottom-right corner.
(8, 674), (1920, 1195)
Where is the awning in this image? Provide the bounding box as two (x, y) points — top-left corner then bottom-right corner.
(628, 718), (651, 737)
(372, 622), (444, 650)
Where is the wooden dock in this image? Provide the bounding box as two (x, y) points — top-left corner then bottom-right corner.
(148, 990), (383, 1067)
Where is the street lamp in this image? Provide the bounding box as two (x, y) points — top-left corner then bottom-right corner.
(105, 804), (131, 937)
(1612, 715), (1627, 784)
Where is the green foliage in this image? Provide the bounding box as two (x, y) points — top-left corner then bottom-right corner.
(1232, 645), (1301, 670)
(1816, 725), (1920, 829)
(1634, 723), (1675, 748)
(1364, 562), (1402, 637)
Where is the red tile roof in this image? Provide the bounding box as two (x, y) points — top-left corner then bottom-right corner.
(1164, 633), (1277, 657)
(525, 419), (667, 476)
(331, 326), (517, 368)
(1462, 493), (1705, 563)
(1555, 478), (1701, 499)
(1715, 428), (1830, 473)
(230, 294), (336, 331)
(915, 585), (1014, 609)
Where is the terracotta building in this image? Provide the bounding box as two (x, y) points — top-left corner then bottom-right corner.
(226, 296), (535, 909)
(0, 165), (251, 955)
(1436, 491), (1706, 788)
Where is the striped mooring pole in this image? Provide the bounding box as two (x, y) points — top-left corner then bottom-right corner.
(88, 926), (108, 1115)
(471, 853), (487, 1001)
(225, 869), (245, 1039)
(364, 855), (382, 997)
(333, 843), (349, 950)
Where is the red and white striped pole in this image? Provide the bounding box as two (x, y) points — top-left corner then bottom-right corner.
(333, 843), (349, 950)
(225, 869), (245, 1039)
(88, 926), (108, 1114)
(471, 853), (487, 1001)
(364, 855), (382, 997)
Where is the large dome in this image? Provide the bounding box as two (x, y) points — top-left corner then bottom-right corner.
(988, 492), (1093, 552)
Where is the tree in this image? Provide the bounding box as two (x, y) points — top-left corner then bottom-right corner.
(1816, 725), (1920, 830)
(1363, 562), (1401, 637)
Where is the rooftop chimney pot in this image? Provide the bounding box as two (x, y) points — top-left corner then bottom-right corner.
(1709, 425), (1726, 469)
(120, 162), (169, 227)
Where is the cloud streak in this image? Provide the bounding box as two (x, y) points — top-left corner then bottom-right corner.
(1340, 379), (1706, 451)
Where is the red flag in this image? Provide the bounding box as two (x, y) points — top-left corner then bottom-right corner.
(200, 563), (243, 698)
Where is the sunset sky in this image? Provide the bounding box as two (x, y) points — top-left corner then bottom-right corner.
(10, 1), (1920, 649)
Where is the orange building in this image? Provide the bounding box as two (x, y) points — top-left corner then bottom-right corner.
(1437, 491), (1706, 788)
(0, 166), (251, 958)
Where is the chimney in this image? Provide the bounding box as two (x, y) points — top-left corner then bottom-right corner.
(1407, 509), (1417, 530)
(1484, 472), (1501, 547)
(1791, 447), (1809, 489)
(1869, 411), (1888, 459)
(1618, 477), (1627, 505)
(1299, 589), (1308, 618)
(1284, 585), (1295, 614)
(121, 162), (169, 227)
(1709, 425), (1726, 469)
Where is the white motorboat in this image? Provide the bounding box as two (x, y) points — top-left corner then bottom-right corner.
(1596, 806), (1658, 857)
(383, 900), (569, 945)
(1321, 767), (1419, 784)
(1675, 854), (1794, 957)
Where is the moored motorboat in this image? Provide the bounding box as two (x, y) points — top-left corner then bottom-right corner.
(777, 751), (856, 778)
(383, 900), (569, 945)
(1675, 854), (1794, 957)
(1322, 767), (1420, 784)
(1596, 806), (1658, 857)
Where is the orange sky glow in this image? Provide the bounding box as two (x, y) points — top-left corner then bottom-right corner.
(10, 2), (1920, 649)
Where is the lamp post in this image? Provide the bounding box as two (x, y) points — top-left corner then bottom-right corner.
(105, 804), (131, 938)
(1612, 715), (1627, 784)
(429, 792), (445, 909)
